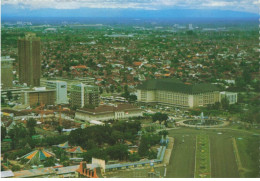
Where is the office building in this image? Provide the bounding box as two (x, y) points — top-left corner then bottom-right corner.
(21, 87), (56, 106)
(18, 33), (41, 86)
(46, 80), (68, 104)
(137, 79), (220, 108)
(1, 56), (15, 89)
(70, 83), (99, 108)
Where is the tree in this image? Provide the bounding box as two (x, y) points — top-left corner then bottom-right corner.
(44, 157), (56, 167)
(243, 69), (251, 84)
(148, 150), (157, 159)
(212, 102), (221, 110)
(158, 130), (168, 138)
(111, 130), (124, 144)
(117, 86), (122, 93)
(129, 152), (140, 162)
(99, 87), (103, 94)
(1, 96), (5, 104)
(52, 147), (68, 161)
(124, 85), (129, 93)
(235, 77), (246, 89)
(11, 165), (21, 172)
(110, 85), (115, 93)
(138, 137), (149, 157)
(6, 91), (12, 101)
(1, 126), (6, 141)
(106, 144), (129, 161)
(9, 123), (28, 149)
(129, 95), (137, 102)
(82, 148), (107, 162)
(68, 128), (86, 147)
(152, 112), (168, 124)
(27, 118), (36, 128)
(221, 97), (230, 110)
(56, 126), (63, 135)
(26, 118), (37, 136)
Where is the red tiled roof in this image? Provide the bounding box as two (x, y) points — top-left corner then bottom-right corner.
(133, 62), (142, 66)
(71, 65), (87, 69)
(67, 146), (86, 153)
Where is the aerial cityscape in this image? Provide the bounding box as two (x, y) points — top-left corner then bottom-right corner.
(1, 0), (259, 179)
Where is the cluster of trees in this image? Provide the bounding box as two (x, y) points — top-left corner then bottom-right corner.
(2, 121), (67, 151)
(152, 112), (168, 124)
(120, 85), (137, 102)
(4, 146), (32, 161)
(158, 130), (169, 139)
(241, 106), (260, 124)
(82, 144), (129, 162)
(68, 120), (141, 162)
(51, 147), (70, 166)
(68, 120), (141, 149)
(82, 131), (162, 162)
(190, 97), (243, 116)
(138, 133), (160, 159)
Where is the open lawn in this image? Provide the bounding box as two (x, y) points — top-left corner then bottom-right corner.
(195, 135), (211, 178)
(235, 136), (260, 177)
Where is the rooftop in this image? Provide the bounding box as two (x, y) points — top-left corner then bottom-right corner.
(137, 78), (220, 94)
(78, 104), (141, 114)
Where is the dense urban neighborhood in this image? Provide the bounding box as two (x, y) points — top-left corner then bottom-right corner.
(1, 7), (260, 179)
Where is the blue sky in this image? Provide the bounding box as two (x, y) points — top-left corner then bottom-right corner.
(2, 0), (259, 13)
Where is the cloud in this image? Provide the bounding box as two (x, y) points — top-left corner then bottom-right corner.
(2, 0), (259, 13)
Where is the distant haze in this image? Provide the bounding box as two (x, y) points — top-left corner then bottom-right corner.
(2, 7), (258, 18)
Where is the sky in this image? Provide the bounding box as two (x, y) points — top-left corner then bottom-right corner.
(2, 0), (259, 13)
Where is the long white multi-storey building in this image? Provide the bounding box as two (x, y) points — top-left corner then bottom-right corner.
(137, 79), (221, 108)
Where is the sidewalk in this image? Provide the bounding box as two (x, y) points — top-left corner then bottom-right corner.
(163, 137), (174, 165)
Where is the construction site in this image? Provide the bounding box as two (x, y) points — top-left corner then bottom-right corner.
(1, 104), (80, 132)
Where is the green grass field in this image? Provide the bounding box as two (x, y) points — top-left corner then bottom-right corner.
(195, 134), (211, 178)
(235, 136), (260, 177)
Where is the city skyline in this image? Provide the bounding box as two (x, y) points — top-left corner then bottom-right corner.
(1, 0), (259, 179)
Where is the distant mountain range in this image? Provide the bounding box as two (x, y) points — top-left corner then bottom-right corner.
(2, 7), (258, 18)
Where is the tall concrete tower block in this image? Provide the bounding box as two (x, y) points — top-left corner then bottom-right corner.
(18, 33), (41, 86)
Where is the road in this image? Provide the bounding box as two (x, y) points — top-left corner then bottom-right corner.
(166, 134), (196, 178)
(210, 135), (239, 178)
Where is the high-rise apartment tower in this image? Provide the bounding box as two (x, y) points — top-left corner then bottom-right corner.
(18, 33), (41, 86)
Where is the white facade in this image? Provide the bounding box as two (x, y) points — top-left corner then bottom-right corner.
(75, 108), (143, 122)
(137, 89), (220, 108)
(46, 81), (68, 104)
(220, 91), (238, 104)
(188, 24), (193, 30)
